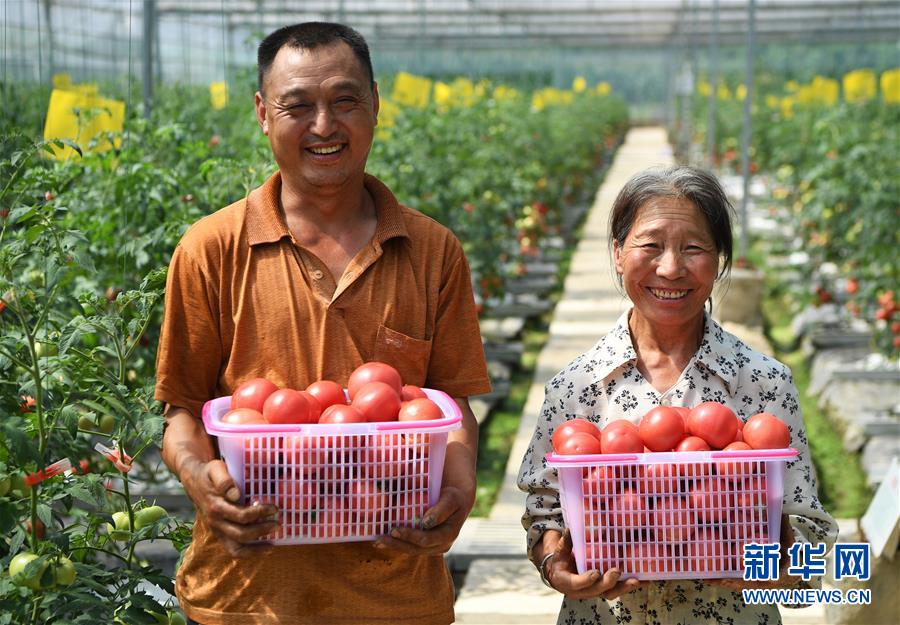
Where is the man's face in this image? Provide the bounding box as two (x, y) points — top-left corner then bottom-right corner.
(255, 42), (379, 191)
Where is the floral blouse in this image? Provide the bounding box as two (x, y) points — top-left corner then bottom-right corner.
(517, 310), (838, 625)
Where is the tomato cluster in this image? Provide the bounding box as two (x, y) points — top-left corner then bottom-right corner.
(551, 402), (791, 455)
(217, 362), (447, 541)
(550, 403), (793, 577)
(223, 362), (443, 426)
(243, 431), (433, 541)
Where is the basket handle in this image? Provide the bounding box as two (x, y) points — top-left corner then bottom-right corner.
(709, 448), (798, 459)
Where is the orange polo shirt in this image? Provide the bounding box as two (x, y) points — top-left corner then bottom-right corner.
(155, 171), (491, 625)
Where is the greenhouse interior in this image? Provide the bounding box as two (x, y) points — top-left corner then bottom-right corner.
(1, 1), (898, 624)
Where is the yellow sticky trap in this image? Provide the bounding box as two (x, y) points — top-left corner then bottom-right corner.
(52, 73), (72, 89)
(391, 72), (432, 108)
(43, 89), (125, 160)
(210, 81), (229, 110)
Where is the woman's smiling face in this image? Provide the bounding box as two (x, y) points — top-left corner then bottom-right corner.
(614, 196), (720, 328)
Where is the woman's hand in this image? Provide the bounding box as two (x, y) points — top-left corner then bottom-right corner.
(539, 529), (647, 600)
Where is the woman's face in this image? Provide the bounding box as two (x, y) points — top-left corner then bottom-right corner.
(614, 197), (720, 328)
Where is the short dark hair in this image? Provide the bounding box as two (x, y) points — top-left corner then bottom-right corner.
(608, 166), (734, 278)
(257, 22), (374, 94)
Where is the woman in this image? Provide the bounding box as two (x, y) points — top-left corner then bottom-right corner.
(517, 166), (837, 624)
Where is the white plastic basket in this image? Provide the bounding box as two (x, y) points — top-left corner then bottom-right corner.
(202, 388), (461, 544)
(546, 448), (797, 579)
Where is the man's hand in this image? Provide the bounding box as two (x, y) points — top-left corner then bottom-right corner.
(162, 406), (278, 557)
(541, 528), (647, 600)
(373, 485), (469, 555)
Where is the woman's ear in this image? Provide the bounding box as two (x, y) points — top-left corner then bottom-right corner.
(613, 239), (625, 276)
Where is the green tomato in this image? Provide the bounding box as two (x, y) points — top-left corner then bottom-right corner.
(77, 414), (96, 431)
(134, 505), (168, 530)
(52, 556), (76, 586)
(168, 611), (187, 625)
(10, 473), (31, 497)
(0, 475), (10, 497)
(8, 552), (48, 590)
(34, 342), (58, 358)
(106, 511), (132, 541)
(99, 414), (116, 434)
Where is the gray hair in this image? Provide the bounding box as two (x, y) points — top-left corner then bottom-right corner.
(608, 165), (735, 279)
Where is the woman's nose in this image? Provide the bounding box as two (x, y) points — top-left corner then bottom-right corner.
(656, 248), (686, 278)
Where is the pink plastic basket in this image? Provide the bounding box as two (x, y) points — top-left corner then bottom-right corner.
(202, 388), (461, 544)
(546, 448), (797, 579)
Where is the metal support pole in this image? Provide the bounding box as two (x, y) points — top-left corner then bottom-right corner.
(42, 0), (54, 79)
(706, 0), (719, 166)
(142, 0), (155, 118)
(739, 0), (756, 261)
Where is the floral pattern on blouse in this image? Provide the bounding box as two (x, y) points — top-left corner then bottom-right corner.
(517, 310), (838, 625)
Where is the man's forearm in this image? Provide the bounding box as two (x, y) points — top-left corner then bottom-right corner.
(441, 399), (479, 504)
(161, 405), (218, 482)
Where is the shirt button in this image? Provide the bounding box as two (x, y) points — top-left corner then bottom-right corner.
(660, 396), (671, 406)
(312, 269), (324, 280)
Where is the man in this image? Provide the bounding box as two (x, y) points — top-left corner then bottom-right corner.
(155, 22), (490, 625)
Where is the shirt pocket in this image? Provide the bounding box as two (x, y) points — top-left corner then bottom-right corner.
(373, 324), (432, 387)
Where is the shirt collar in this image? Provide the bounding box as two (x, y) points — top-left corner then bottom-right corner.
(589, 309), (740, 395)
(245, 171), (409, 247)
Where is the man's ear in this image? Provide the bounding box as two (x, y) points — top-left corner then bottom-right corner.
(254, 91), (269, 135)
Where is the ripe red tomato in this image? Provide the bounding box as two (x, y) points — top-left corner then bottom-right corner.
(715, 441), (753, 480)
(283, 435), (329, 474)
(401, 384), (428, 401)
(314, 496), (351, 538)
(551, 418), (601, 453)
(686, 402), (740, 449)
(641, 462), (682, 495)
(609, 488), (648, 532)
(349, 479), (390, 523)
(582, 465), (617, 497)
(351, 381), (401, 422)
(299, 391), (322, 421)
(586, 540), (620, 571)
(639, 406), (686, 451)
(306, 380), (347, 410)
(687, 528), (734, 573)
(262, 389), (314, 424)
(221, 408), (266, 425)
(672, 406), (690, 419)
(231, 378), (278, 413)
(675, 436), (711, 451)
(603, 419), (638, 434)
(689, 477), (734, 522)
(398, 397), (443, 421)
(359, 433), (409, 480)
(557, 432), (603, 455)
(623, 543), (673, 575)
(742, 412), (791, 449)
(652, 496), (694, 543)
(600, 425), (643, 454)
(319, 404), (366, 424)
(347, 362), (403, 399)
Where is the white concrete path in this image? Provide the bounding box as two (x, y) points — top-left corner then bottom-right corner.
(452, 127), (828, 624)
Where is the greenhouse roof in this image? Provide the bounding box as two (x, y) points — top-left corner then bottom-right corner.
(155, 0), (900, 49)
